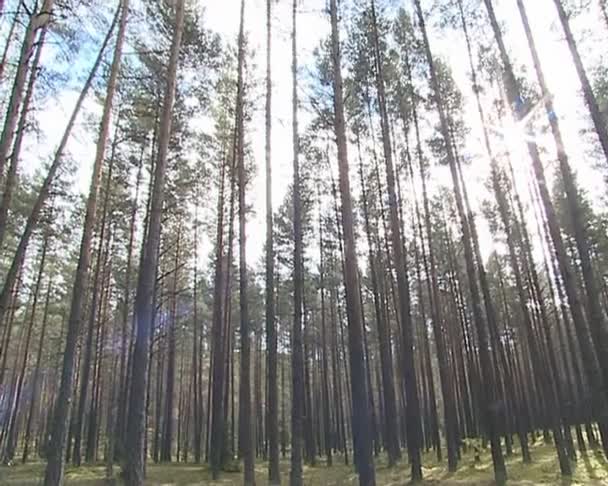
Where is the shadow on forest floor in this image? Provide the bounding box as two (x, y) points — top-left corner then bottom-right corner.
(1, 441), (608, 485)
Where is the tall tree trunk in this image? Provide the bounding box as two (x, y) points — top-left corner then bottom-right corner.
(369, 1), (421, 478)
(3, 232), (48, 463)
(290, 1), (304, 484)
(328, 1), (376, 484)
(234, 1), (254, 484)
(43, 2), (128, 482)
(551, 0), (608, 164)
(265, 0), (280, 481)
(122, 0), (184, 483)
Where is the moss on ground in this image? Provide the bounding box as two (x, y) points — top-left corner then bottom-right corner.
(1, 440), (607, 485)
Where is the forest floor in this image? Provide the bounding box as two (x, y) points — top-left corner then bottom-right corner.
(1, 441), (608, 485)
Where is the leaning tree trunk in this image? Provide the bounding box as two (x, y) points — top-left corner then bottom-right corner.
(122, 0), (184, 483)
(43, 2), (128, 483)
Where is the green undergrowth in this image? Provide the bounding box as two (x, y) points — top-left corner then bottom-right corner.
(1, 441), (607, 485)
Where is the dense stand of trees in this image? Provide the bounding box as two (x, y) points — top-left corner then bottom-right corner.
(0, 1), (608, 485)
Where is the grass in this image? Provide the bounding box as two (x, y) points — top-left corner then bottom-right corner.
(1, 440), (608, 485)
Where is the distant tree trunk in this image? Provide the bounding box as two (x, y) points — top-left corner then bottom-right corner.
(3, 232), (48, 463)
(161, 225), (182, 462)
(116, 143), (144, 459)
(122, 0), (184, 483)
(21, 275), (52, 464)
(290, 1), (304, 484)
(43, 2), (128, 482)
(317, 200), (333, 467)
(328, 0), (376, 484)
(192, 208), (202, 463)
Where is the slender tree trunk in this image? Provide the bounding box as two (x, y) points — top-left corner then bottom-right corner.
(265, 0), (280, 481)
(3, 233), (48, 463)
(122, 0), (184, 482)
(43, 3), (128, 482)
(290, 3), (305, 486)
(329, 1), (375, 484)
(233, 1), (255, 483)
(161, 226), (182, 462)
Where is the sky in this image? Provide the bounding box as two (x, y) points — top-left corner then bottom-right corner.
(9, 0), (608, 268)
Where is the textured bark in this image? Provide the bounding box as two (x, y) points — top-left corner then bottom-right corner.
(329, 0), (376, 483)
(122, 0), (184, 482)
(234, 1), (255, 484)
